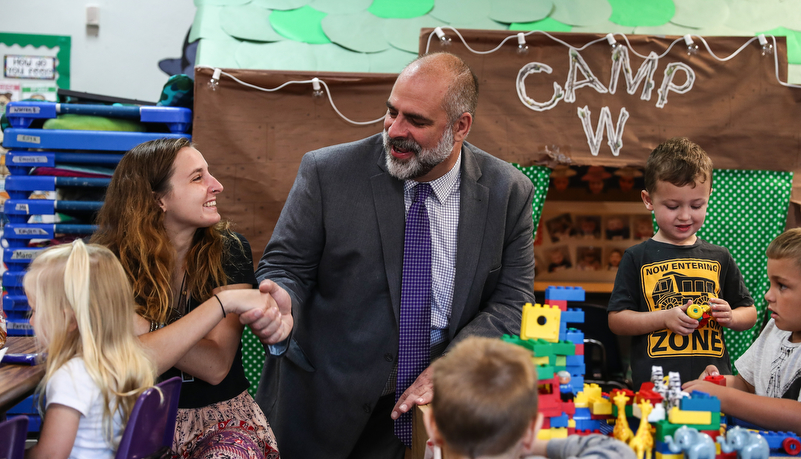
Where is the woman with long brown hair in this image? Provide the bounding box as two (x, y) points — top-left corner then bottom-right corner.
(93, 137), (289, 458)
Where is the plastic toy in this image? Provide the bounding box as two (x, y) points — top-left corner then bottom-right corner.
(628, 400), (654, 459)
(663, 426), (716, 459)
(613, 392), (633, 443)
(686, 303), (710, 320)
(717, 426), (769, 459)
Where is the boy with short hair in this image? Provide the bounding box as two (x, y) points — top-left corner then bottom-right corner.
(607, 137), (757, 389)
(684, 228), (801, 434)
(423, 337), (634, 459)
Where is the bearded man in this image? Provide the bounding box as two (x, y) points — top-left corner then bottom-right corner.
(250, 52), (536, 459)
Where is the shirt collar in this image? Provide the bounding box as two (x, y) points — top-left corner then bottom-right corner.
(404, 150), (462, 204)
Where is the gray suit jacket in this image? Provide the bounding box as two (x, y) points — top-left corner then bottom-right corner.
(255, 133), (536, 459)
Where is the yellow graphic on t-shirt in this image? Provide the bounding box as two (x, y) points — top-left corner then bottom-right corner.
(640, 258), (725, 358)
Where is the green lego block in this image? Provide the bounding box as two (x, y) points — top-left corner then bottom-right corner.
(654, 412), (722, 442)
(612, 405), (633, 417)
(536, 365), (556, 380)
(502, 334), (535, 352)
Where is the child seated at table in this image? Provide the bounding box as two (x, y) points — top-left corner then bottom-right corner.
(24, 241), (156, 459)
(423, 336), (634, 459)
(684, 228), (801, 434)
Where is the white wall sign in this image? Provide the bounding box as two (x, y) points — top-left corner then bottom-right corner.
(4, 55), (56, 80)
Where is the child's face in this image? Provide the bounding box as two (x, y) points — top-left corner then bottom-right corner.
(553, 176), (570, 191)
(609, 251), (622, 267)
(588, 179), (604, 194)
(618, 176), (635, 192)
(26, 294), (46, 345)
(550, 250), (564, 263)
(765, 257), (801, 342)
(581, 219), (596, 232)
(641, 178), (710, 245)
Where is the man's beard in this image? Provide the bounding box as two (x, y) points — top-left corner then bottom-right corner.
(382, 126), (454, 181)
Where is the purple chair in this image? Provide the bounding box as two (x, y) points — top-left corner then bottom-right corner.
(0, 415), (29, 459)
(115, 376), (182, 459)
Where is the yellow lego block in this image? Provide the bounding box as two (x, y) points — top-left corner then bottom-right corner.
(590, 399), (612, 416)
(568, 419), (576, 428)
(668, 407), (711, 425)
(521, 303), (561, 342)
(583, 383), (603, 399)
(573, 391), (589, 408)
(655, 453), (683, 459)
(537, 429), (552, 440)
(532, 356), (549, 366)
(549, 428), (568, 439)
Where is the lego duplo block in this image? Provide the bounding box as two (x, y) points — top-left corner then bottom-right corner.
(566, 354), (583, 365)
(536, 365), (556, 380)
(566, 364), (586, 375)
(704, 374), (726, 386)
(573, 407), (592, 420)
(635, 382), (664, 406)
(562, 401), (575, 415)
(530, 339), (558, 358)
(681, 390), (720, 413)
(654, 418), (721, 442)
(501, 334), (534, 351)
(569, 375), (584, 392)
(532, 356), (550, 366)
(521, 303), (561, 342)
(566, 329), (584, 344)
(555, 355), (566, 366)
(582, 383), (603, 399)
(537, 427), (568, 440)
(562, 308), (585, 325)
(551, 341), (576, 355)
(545, 299), (568, 311)
(545, 286), (586, 302)
(590, 399), (612, 416)
(668, 406), (711, 425)
(573, 392), (589, 408)
(654, 453), (683, 459)
(574, 419), (602, 431)
(550, 413), (569, 428)
(610, 388), (636, 401)
(654, 440), (674, 455)
(574, 343), (584, 355)
(612, 404), (633, 418)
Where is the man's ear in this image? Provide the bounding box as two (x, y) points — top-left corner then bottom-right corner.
(641, 190), (654, 211)
(452, 112), (473, 144)
(423, 406), (444, 446)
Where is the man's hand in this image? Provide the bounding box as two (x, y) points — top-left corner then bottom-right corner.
(391, 366), (434, 420)
(239, 279), (294, 344)
(664, 300), (699, 336)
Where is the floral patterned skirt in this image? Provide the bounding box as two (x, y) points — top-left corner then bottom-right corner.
(173, 390), (280, 459)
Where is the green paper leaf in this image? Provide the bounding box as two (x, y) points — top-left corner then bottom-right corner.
(309, 0), (372, 14)
(235, 40), (318, 69)
(671, 0), (726, 29)
(220, 5), (284, 42)
(368, 47), (418, 73)
(608, 0), (674, 27)
(315, 43), (371, 72)
(322, 11), (390, 53)
(384, 16), (448, 53)
(725, 1), (783, 33)
(251, 0), (311, 10)
(369, 0), (433, 19)
(196, 37), (242, 68)
(189, 5), (234, 43)
(511, 17), (572, 32)
(270, 6), (331, 44)
(430, 0), (491, 24)
(551, 0), (612, 26)
(489, 0), (553, 24)
(759, 27), (801, 65)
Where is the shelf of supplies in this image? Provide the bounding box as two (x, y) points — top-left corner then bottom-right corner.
(535, 281), (614, 293)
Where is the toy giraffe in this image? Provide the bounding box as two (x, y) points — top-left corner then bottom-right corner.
(612, 392), (633, 443)
(628, 400), (653, 459)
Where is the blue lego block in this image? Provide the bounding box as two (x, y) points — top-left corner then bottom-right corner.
(550, 413), (569, 428)
(573, 407), (592, 420)
(545, 286), (586, 302)
(755, 429), (801, 455)
(575, 419), (601, 431)
(566, 364), (586, 375)
(569, 375), (584, 392)
(653, 440), (673, 454)
(566, 329), (584, 344)
(681, 390), (721, 413)
(561, 309), (585, 325)
(566, 354), (584, 365)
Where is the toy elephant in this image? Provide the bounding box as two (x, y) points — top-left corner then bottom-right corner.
(664, 426), (716, 459)
(717, 426), (769, 459)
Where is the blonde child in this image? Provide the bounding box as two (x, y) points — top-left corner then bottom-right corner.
(24, 240), (157, 459)
(423, 337), (633, 459)
(684, 228), (801, 434)
(607, 137), (757, 388)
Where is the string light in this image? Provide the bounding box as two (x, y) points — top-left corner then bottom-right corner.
(207, 68), (221, 92)
(606, 33), (618, 50)
(516, 33), (529, 55)
(434, 27), (452, 48)
(311, 77), (324, 97)
(684, 35), (698, 56)
(758, 34), (773, 56)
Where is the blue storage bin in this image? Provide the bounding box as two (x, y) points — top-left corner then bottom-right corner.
(6, 150), (123, 175)
(3, 128), (190, 151)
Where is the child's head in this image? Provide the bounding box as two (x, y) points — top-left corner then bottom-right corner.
(425, 337), (540, 459)
(765, 228), (801, 340)
(643, 137), (712, 195)
(642, 137), (713, 245)
(549, 249), (564, 264)
(608, 249), (623, 267)
(24, 240), (156, 444)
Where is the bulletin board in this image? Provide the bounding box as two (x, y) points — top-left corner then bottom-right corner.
(0, 33), (71, 109)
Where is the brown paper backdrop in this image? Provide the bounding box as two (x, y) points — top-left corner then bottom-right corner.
(193, 32), (801, 261)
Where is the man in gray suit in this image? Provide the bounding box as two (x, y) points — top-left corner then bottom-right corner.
(251, 52), (536, 459)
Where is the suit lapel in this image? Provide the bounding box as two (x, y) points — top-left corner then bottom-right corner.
(449, 145), (488, 334)
(371, 149), (405, 324)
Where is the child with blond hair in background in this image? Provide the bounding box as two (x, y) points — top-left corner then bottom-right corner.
(24, 240), (157, 459)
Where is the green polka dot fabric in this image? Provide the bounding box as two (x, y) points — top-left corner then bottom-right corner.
(512, 164), (552, 239)
(696, 169), (792, 368)
(242, 326), (265, 397)
(240, 164), (551, 395)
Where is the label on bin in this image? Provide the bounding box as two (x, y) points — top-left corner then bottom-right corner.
(13, 227), (47, 236)
(10, 249), (38, 260)
(15, 134), (40, 144)
(14, 203), (29, 212)
(12, 155), (47, 163)
(7, 322), (32, 330)
(8, 106), (40, 114)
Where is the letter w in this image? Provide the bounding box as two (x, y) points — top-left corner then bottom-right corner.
(577, 106), (630, 156)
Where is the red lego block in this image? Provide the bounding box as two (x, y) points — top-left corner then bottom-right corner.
(573, 429), (602, 436)
(609, 388), (635, 403)
(574, 344), (584, 355)
(563, 401), (576, 415)
(701, 430), (720, 440)
(542, 417), (550, 429)
(546, 299), (568, 311)
(635, 382), (664, 406)
(715, 452), (737, 459)
(704, 374), (726, 386)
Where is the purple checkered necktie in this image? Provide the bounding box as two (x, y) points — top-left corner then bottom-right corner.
(394, 183), (433, 447)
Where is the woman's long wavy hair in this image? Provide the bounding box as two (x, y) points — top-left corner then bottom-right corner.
(25, 241), (157, 447)
(92, 138), (230, 325)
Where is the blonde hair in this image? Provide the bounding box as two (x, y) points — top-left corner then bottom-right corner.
(24, 240), (156, 447)
(431, 337), (538, 458)
(767, 228), (801, 268)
